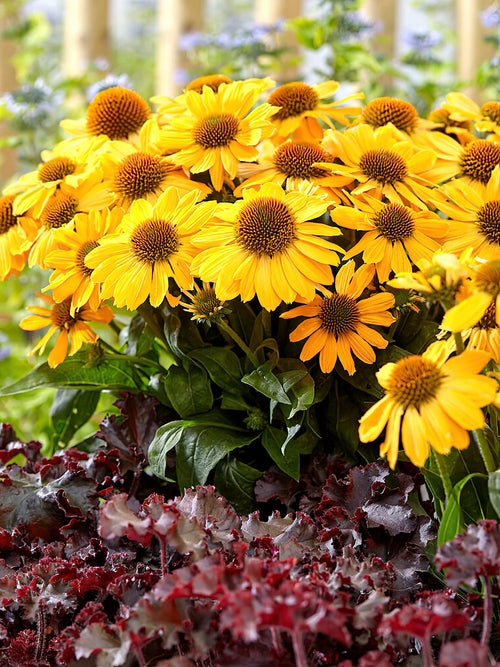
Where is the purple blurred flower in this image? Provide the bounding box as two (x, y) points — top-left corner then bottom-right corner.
(179, 31), (207, 51)
(481, 4), (500, 29)
(403, 30), (442, 50)
(86, 74), (133, 102)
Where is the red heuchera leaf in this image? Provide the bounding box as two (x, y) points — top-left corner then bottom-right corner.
(380, 590), (471, 643)
(435, 520), (500, 589)
(242, 511), (317, 559)
(439, 638), (499, 667)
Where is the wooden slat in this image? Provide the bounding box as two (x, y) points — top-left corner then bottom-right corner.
(255, 0), (302, 82)
(155, 0), (205, 97)
(0, 4), (18, 187)
(363, 0), (397, 90)
(456, 0), (496, 100)
(63, 0), (110, 79)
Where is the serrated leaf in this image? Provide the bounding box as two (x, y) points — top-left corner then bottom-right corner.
(214, 457), (262, 514)
(488, 470), (500, 519)
(175, 411), (258, 489)
(242, 363), (291, 404)
(0, 349), (144, 395)
(50, 388), (100, 446)
(190, 347), (242, 392)
(163, 364), (213, 418)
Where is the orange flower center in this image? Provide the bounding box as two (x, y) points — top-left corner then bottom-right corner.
(38, 157), (76, 183)
(481, 102), (500, 124)
(477, 200), (500, 245)
(273, 142), (333, 179)
(86, 87), (151, 140)
(235, 197), (296, 257)
(0, 195), (18, 235)
(319, 293), (360, 337)
(113, 152), (169, 200)
(476, 301), (497, 330)
(186, 74), (232, 94)
(76, 239), (100, 277)
(193, 113), (240, 148)
(359, 149), (408, 185)
(42, 193), (78, 229)
(386, 356), (444, 409)
(372, 203), (415, 241)
(131, 218), (179, 264)
(362, 97), (419, 132)
(474, 261), (500, 296)
(51, 298), (77, 329)
(269, 82), (319, 120)
(460, 140), (500, 184)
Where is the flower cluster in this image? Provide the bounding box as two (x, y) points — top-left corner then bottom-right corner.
(2, 77), (500, 476)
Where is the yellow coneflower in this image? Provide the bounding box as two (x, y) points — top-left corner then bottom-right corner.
(387, 251), (468, 301)
(360, 96), (433, 135)
(445, 300), (500, 362)
(0, 195), (39, 280)
(20, 295), (114, 368)
(191, 182), (343, 311)
(44, 207), (124, 314)
(60, 86), (152, 142)
(99, 119), (212, 209)
(322, 124), (439, 208)
(442, 92), (500, 135)
(181, 281), (227, 323)
(26, 170), (114, 269)
(426, 107), (474, 146)
(432, 166), (500, 260)
(268, 80), (363, 142)
(157, 80), (278, 191)
(281, 261), (395, 375)
(359, 342), (498, 468)
(85, 187), (217, 310)
(234, 139), (352, 202)
(4, 136), (106, 219)
(330, 194), (448, 282)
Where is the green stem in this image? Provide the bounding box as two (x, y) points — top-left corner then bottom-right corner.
(453, 331), (464, 353)
(217, 319), (260, 368)
(99, 340), (163, 371)
(472, 428), (496, 474)
(433, 450), (453, 503)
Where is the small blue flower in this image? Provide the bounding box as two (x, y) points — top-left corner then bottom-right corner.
(86, 74), (133, 102)
(481, 4), (500, 28)
(403, 30), (442, 50)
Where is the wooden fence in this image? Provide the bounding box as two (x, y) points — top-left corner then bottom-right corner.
(0, 0), (497, 184)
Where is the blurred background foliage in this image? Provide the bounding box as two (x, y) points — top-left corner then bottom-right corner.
(1, 0), (500, 445)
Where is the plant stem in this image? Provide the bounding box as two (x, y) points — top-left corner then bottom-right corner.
(99, 339), (164, 371)
(433, 450), (453, 503)
(481, 575), (493, 646)
(453, 331), (464, 353)
(291, 631), (308, 667)
(422, 637), (434, 667)
(473, 428), (496, 474)
(217, 318), (260, 368)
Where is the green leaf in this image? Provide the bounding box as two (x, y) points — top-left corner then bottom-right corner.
(277, 359), (315, 418)
(214, 457), (262, 514)
(175, 411), (258, 489)
(262, 426), (300, 481)
(242, 363), (291, 405)
(147, 421), (184, 481)
(50, 388), (100, 447)
(163, 364), (213, 418)
(438, 473), (488, 546)
(488, 470), (500, 519)
(190, 347), (242, 392)
(159, 301), (206, 359)
(0, 348), (144, 395)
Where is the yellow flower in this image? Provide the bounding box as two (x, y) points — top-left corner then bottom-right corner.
(20, 295), (113, 368)
(157, 81), (278, 191)
(441, 258), (500, 332)
(426, 107), (474, 145)
(323, 124), (439, 208)
(5, 136), (106, 219)
(433, 165), (500, 260)
(85, 187), (217, 310)
(281, 261), (395, 375)
(0, 195), (39, 280)
(413, 131), (500, 186)
(100, 119), (211, 209)
(268, 80), (362, 141)
(359, 97), (432, 135)
(60, 86), (152, 142)
(44, 208), (124, 314)
(442, 92), (500, 135)
(445, 300), (500, 362)
(26, 170), (114, 269)
(330, 194), (448, 282)
(359, 341), (498, 468)
(387, 251), (468, 299)
(191, 182), (343, 311)
(181, 281), (226, 323)
(233, 139), (352, 203)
